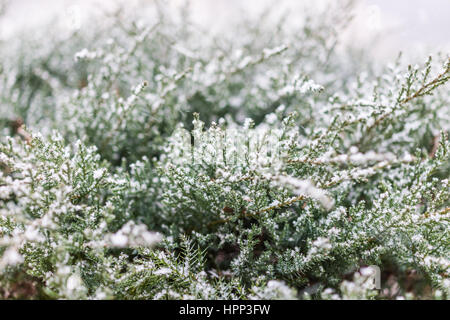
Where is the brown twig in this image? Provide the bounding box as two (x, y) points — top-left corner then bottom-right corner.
(365, 60), (450, 135)
(206, 194), (306, 229)
(429, 135), (440, 158)
(11, 118), (32, 145)
(424, 207), (450, 219)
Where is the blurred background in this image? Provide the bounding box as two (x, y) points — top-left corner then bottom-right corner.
(1, 0), (449, 61)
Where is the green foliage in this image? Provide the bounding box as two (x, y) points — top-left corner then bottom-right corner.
(0, 1), (448, 299)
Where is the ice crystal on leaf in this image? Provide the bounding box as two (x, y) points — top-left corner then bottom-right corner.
(0, 0), (449, 300)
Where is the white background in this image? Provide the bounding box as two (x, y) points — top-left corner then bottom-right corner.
(1, 0), (449, 61)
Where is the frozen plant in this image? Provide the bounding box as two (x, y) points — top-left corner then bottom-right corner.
(0, 0), (449, 299)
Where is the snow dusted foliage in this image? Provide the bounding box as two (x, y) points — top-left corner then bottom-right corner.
(0, 0), (449, 299)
